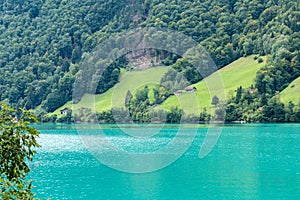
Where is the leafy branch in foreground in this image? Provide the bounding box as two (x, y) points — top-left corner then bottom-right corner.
(0, 102), (41, 199)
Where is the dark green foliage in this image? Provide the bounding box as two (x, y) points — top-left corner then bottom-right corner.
(128, 86), (151, 123)
(262, 98), (286, 122)
(171, 58), (202, 84)
(110, 108), (132, 124)
(153, 85), (173, 104)
(295, 106), (300, 122)
(0, 102), (40, 199)
(71, 46), (83, 64)
(125, 90), (133, 108)
(223, 85), (300, 123)
(134, 86), (149, 106)
(214, 104), (227, 121)
(160, 68), (189, 91)
(257, 57), (264, 63)
(285, 101), (296, 122)
(166, 107), (183, 123)
(225, 103), (242, 122)
(96, 66), (120, 94)
(211, 95), (220, 106)
(0, 0), (128, 111)
(97, 110), (115, 124)
(235, 86), (243, 103)
(199, 108), (212, 122)
(0, 0), (299, 121)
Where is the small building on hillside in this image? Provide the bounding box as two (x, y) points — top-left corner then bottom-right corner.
(248, 88), (255, 94)
(60, 107), (72, 115)
(185, 86), (197, 92)
(174, 90), (183, 96)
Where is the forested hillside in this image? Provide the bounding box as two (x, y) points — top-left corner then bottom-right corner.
(0, 0), (299, 120)
(0, 0), (131, 111)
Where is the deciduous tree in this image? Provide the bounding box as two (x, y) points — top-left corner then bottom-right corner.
(0, 102), (40, 199)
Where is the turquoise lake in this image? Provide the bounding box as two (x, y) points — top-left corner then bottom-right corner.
(29, 124), (300, 200)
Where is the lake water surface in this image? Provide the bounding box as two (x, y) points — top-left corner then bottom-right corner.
(29, 124), (300, 199)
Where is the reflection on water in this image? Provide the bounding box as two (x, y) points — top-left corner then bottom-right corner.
(30, 124), (300, 200)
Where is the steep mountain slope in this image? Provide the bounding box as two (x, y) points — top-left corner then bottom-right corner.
(0, 0), (146, 112)
(161, 55), (267, 114)
(0, 0), (298, 116)
(51, 55), (265, 117)
(52, 66), (168, 116)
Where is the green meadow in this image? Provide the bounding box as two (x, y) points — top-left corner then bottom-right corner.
(52, 55), (266, 116)
(53, 66), (169, 116)
(161, 55), (267, 114)
(279, 77), (300, 105)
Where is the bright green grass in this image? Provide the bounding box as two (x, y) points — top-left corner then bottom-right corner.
(52, 55), (266, 116)
(161, 55), (267, 114)
(52, 66), (169, 116)
(279, 77), (300, 104)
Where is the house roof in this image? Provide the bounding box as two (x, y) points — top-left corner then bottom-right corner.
(185, 86), (196, 91)
(60, 107), (71, 111)
(174, 90), (182, 93)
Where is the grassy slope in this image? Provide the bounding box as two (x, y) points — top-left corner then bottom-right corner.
(161, 55), (267, 114)
(52, 55), (266, 116)
(279, 77), (300, 104)
(52, 66), (169, 116)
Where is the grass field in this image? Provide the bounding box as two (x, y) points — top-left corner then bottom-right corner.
(161, 55), (267, 114)
(52, 55), (266, 116)
(52, 66), (169, 116)
(278, 77), (300, 104)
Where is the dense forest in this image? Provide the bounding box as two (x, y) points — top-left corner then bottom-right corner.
(0, 0), (299, 122)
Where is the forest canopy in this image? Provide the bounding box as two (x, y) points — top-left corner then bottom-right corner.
(0, 0), (299, 118)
